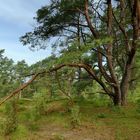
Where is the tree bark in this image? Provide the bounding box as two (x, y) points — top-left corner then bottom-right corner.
(120, 56), (135, 105)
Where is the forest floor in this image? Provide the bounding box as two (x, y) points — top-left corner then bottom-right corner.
(0, 99), (140, 140)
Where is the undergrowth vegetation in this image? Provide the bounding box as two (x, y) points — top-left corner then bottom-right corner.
(0, 93), (140, 140)
(1, 98), (18, 136)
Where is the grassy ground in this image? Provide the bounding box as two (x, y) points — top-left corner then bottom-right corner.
(0, 98), (140, 140)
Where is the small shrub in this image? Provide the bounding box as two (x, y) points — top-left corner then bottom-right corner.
(3, 99), (18, 135)
(30, 107), (41, 121)
(11, 125), (29, 139)
(33, 92), (49, 116)
(96, 113), (107, 118)
(70, 105), (80, 128)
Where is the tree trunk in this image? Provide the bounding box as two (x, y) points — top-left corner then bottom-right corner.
(120, 0), (139, 105)
(112, 87), (122, 106)
(112, 95), (121, 106)
(120, 56), (135, 105)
